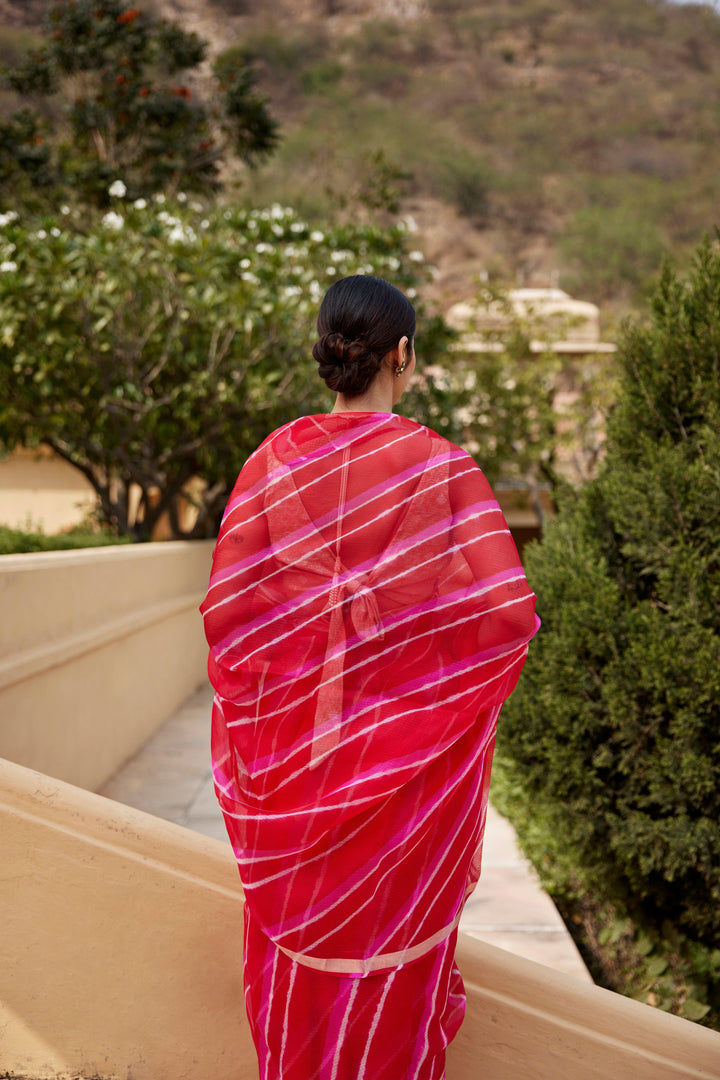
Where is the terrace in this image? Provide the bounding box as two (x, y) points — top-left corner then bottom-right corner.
(1, 541), (718, 1077)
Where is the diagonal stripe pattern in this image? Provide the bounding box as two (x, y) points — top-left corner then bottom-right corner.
(201, 411), (539, 1080)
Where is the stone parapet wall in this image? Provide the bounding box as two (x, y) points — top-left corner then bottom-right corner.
(1, 757), (718, 1080)
(0, 540), (213, 791)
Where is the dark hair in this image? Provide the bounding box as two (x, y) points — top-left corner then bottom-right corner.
(312, 275), (416, 398)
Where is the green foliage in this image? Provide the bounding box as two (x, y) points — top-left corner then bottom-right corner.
(0, 0), (278, 205)
(560, 201), (667, 302)
(0, 199), (435, 539)
(226, 0), (720, 313)
(491, 757), (720, 1023)
(497, 236), (720, 1024)
(0, 523), (131, 554)
(433, 155), (495, 225)
(0, 192), (582, 542)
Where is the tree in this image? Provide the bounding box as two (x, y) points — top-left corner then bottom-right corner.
(0, 0), (278, 205)
(496, 237), (720, 1022)
(0, 191), (594, 542)
(0, 198), (435, 539)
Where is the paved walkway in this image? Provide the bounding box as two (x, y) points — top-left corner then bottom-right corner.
(101, 683), (591, 982)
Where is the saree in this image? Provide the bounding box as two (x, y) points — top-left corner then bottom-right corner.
(201, 411), (539, 1080)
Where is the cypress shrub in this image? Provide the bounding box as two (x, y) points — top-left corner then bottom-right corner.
(497, 237), (720, 1018)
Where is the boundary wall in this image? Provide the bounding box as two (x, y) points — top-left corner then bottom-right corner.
(2, 758), (719, 1080)
(0, 540), (214, 791)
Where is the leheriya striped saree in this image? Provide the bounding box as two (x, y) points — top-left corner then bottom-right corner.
(201, 411), (539, 1080)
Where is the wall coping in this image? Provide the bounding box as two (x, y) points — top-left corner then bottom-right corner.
(0, 537), (213, 572)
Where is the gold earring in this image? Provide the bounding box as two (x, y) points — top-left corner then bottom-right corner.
(395, 360), (407, 378)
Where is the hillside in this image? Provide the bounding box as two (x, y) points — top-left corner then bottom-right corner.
(3, 0), (720, 316)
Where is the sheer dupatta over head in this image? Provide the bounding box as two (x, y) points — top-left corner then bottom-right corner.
(201, 412), (539, 977)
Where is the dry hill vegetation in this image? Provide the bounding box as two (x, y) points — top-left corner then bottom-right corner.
(3, 0), (720, 315)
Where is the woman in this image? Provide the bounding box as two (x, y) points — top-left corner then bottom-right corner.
(201, 275), (539, 1080)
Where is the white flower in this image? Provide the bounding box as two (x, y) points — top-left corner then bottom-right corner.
(60, 205), (70, 216)
(407, 287), (417, 299)
(387, 256), (400, 271)
(271, 223), (284, 237)
(270, 203), (284, 219)
(36, 229), (47, 239)
(403, 215), (418, 233)
(409, 250), (424, 262)
(283, 285), (302, 298)
(50, 227), (61, 237)
(240, 258), (251, 269)
(154, 192), (166, 204)
(464, 372), (477, 391)
(0, 260), (18, 272)
(168, 224), (195, 244)
(310, 230), (324, 243)
(101, 211), (124, 231)
(255, 242), (272, 254)
(200, 219), (210, 229)
(326, 266), (336, 275)
(309, 280), (322, 302)
(290, 222), (305, 234)
(0, 210), (18, 226)
(177, 191), (187, 203)
(241, 271), (259, 284)
(133, 198), (147, 210)
(331, 250), (352, 262)
(108, 180), (127, 198)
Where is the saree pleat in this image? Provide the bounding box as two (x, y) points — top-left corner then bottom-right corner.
(202, 411), (539, 1078)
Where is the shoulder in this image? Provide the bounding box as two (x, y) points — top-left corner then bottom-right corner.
(396, 416), (484, 474)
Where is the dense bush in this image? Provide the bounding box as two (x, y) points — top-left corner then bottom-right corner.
(497, 237), (720, 1022)
(0, 524), (131, 554)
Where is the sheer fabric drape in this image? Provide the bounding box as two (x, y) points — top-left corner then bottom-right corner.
(202, 412), (539, 1078)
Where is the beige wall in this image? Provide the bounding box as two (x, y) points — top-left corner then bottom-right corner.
(0, 540), (214, 791)
(1, 757), (719, 1080)
(0, 446), (96, 533)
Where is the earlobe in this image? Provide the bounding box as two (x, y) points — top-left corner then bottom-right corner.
(394, 336), (409, 377)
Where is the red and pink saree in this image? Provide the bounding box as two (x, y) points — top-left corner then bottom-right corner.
(201, 411), (538, 1080)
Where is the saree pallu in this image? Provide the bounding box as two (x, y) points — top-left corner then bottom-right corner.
(201, 411), (539, 1079)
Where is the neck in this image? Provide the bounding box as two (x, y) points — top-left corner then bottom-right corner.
(331, 370), (395, 415)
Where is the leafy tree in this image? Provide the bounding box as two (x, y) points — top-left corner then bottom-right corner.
(0, 199), (437, 539)
(496, 236), (720, 1022)
(0, 0), (278, 205)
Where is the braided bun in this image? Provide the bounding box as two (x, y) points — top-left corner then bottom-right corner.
(312, 332), (382, 397)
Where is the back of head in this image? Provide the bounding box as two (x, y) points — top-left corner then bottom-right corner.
(312, 275), (416, 398)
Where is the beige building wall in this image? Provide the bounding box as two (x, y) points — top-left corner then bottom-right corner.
(0, 446), (96, 533)
(1, 756), (719, 1080)
(0, 540), (214, 791)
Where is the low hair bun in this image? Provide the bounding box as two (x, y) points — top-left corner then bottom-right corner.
(313, 275), (417, 400)
(317, 331), (348, 363)
(312, 331), (381, 397)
